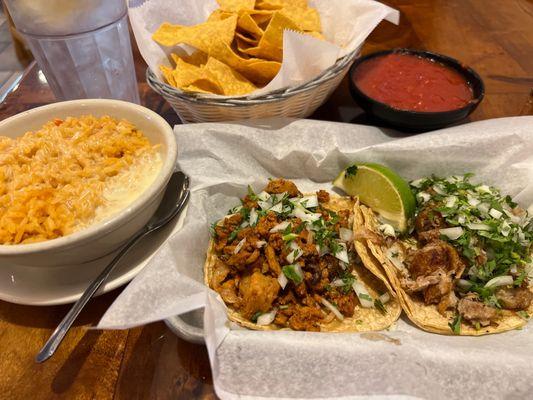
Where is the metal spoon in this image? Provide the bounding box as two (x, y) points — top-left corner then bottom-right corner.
(36, 171), (190, 363)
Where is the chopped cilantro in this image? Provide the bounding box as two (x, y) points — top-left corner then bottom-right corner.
(282, 265), (303, 285)
(210, 221), (219, 238)
(247, 185), (258, 200)
(359, 293), (373, 302)
(345, 165), (358, 177)
(517, 311), (530, 320)
(374, 298), (387, 315)
(449, 314), (462, 334)
(251, 311), (262, 323)
(228, 229), (239, 243)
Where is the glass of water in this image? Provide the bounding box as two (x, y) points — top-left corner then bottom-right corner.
(4, 0), (140, 103)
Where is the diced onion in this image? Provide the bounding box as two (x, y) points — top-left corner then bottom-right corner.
(417, 192), (431, 203)
(258, 200), (271, 210)
(278, 272), (288, 289)
(292, 195), (318, 209)
(269, 202), (283, 213)
(466, 223), (491, 231)
(500, 221), (511, 237)
(378, 224), (396, 237)
(339, 227), (354, 242)
(445, 196), (457, 208)
(410, 178), (426, 188)
(468, 196), (480, 207)
(317, 244), (329, 256)
(352, 281), (374, 308)
(256, 309), (277, 326)
(320, 298), (344, 321)
(330, 279), (345, 287)
(379, 292), (391, 304)
(290, 203), (322, 223)
(334, 242), (349, 264)
(477, 203), (489, 214)
(286, 242), (303, 263)
(489, 208), (502, 219)
(255, 240), (267, 248)
(433, 184), (446, 195)
(458, 215), (466, 224)
(476, 185), (492, 194)
(484, 275), (513, 288)
(233, 238), (246, 254)
(440, 227), (464, 240)
(257, 191), (270, 201)
(510, 266), (518, 274)
(503, 209), (522, 224)
(249, 208), (258, 226)
(339, 261), (348, 270)
(270, 221), (290, 233)
(457, 279), (472, 290)
(385, 246), (405, 271)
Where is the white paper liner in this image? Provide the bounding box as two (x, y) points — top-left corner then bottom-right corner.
(127, 0), (399, 97)
(98, 116), (533, 399)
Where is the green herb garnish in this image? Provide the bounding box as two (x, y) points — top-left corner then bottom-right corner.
(449, 314), (462, 334)
(282, 264), (303, 285)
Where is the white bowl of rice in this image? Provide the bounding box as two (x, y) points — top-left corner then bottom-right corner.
(0, 99), (177, 267)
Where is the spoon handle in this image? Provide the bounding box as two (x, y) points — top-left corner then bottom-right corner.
(36, 228), (148, 363)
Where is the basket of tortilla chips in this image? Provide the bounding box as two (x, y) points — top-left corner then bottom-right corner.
(137, 0), (398, 123)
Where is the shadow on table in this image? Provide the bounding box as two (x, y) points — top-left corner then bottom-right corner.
(0, 287), (125, 329)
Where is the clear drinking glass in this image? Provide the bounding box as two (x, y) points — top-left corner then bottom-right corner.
(4, 0), (140, 103)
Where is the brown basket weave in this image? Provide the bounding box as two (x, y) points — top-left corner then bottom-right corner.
(146, 49), (359, 123)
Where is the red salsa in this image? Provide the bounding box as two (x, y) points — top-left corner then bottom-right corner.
(353, 53), (473, 112)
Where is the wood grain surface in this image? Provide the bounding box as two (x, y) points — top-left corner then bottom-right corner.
(0, 1), (531, 399)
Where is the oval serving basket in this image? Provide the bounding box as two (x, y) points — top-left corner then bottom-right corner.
(146, 48), (360, 123)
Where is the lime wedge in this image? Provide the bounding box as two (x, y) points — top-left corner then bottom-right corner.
(333, 163), (416, 232)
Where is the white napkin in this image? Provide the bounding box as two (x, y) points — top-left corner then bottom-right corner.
(98, 116), (533, 399)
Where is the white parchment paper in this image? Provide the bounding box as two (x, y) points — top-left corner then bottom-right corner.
(127, 0), (399, 97)
(98, 117), (533, 399)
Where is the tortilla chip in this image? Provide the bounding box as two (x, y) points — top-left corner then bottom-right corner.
(168, 58), (224, 94)
(237, 12), (265, 39)
(241, 11), (301, 62)
(355, 202), (532, 336)
(235, 31), (259, 45)
(170, 51), (208, 67)
(207, 9), (235, 22)
(152, 16), (237, 52)
(204, 57), (257, 95)
(280, 7), (321, 32)
(183, 80), (224, 94)
(217, 0), (255, 12)
(204, 195), (402, 332)
(255, 0), (283, 10)
(160, 65), (177, 87)
(209, 41), (281, 85)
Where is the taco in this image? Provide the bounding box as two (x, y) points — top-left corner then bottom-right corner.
(355, 174), (533, 335)
(205, 178), (401, 331)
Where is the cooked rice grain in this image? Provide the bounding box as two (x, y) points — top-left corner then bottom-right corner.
(0, 115), (156, 244)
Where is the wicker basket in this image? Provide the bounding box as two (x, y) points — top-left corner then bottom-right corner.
(146, 49), (360, 123)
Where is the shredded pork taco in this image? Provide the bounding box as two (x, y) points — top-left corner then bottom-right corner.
(205, 179), (401, 331)
(356, 174), (533, 335)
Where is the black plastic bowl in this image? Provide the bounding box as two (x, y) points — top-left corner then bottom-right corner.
(348, 49), (485, 132)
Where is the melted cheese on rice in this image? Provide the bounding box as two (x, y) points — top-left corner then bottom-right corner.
(0, 115), (162, 245)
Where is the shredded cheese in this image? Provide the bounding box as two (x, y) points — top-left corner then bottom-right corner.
(0, 115), (160, 245)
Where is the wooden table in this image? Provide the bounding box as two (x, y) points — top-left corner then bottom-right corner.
(1, 1), (531, 398)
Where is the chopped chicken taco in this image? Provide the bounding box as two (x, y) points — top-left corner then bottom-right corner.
(205, 179), (401, 331)
(356, 174), (532, 335)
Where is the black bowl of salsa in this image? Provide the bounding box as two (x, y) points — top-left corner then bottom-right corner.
(348, 49), (484, 131)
